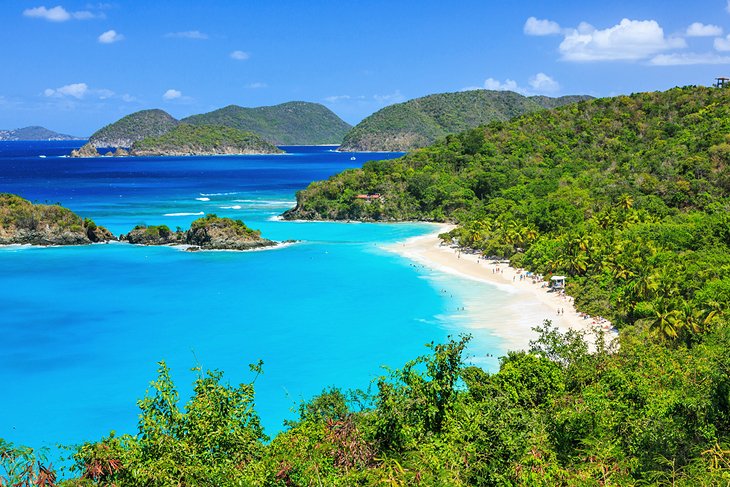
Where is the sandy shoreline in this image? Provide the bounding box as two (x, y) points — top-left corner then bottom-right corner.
(383, 224), (613, 351)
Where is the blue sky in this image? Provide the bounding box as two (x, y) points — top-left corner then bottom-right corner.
(2, 0), (730, 135)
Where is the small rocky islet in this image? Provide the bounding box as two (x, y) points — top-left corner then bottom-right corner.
(0, 194), (276, 250)
(120, 214), (277, 251)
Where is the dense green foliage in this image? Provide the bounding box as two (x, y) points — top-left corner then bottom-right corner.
(182, 101), (352, 145)
(188, 213), (262, 238)
(20, 320), (723, 486)
(130, 124), (282, 155)
(0, 193), (112, 244)
(338, 89), (592, 151)
(89, 109), (179, 148)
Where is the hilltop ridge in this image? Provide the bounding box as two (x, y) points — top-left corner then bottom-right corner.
(338, 90), (593, 152)
(182, 101), (352, 145)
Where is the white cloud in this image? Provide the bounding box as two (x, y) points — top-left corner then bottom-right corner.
(650, 52), (730, 65)
(524, 17), (561, 36)
(529, 72), (560, 92)
(43, 83), (127, 100)
(23, 6), (71, 21)
(373, 91), (405, 105)
(715, 34), (730, 51)
(72, 10), (96, 20)
(23, 5), (100, 21)
(464, 73), (560, 95)
(98, 29), (124, 43)
(483, 78), (523, 93)
(246, 82), (267, 89)
(324, 95), (356, 103)
(163, 89), (182, 100)
(559, 19), (686, 61)
(230, 50), (250, 60)
(96, 88), (115, 99)
(686, 22), (723, 37)
(121, 94), (136, 103)
(44, 82), (89, 99)
(165, 30), (208, 40)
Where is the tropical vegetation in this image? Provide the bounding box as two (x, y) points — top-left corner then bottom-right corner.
(130, 124), (282, 156)
(183, 101), (352, 145)
(3, 86), (730, 485)
(89, 109), (180, 148)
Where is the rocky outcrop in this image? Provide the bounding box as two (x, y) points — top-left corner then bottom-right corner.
(122, 225), (184, 245)
(121, 215), (276, 250)
(0, 194), (116, 245)
(70, 143), (101, 158)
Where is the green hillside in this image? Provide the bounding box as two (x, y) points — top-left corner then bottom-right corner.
(89, 109), (179, 148)
(338, 90), (593, 151)
(182, 101), (351, 145)
(130, 124), (282, 156)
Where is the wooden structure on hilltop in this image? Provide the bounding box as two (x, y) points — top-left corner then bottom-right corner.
(714, 77), (730, 88)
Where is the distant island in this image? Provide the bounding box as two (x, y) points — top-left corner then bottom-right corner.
(0, 194), (114, 245)
(338, 89), (592, 152)
(0, 126), (80, 141)
(182, 101), (352, 145)
(121, 214), (278, 250)
(73, 124), (284, 157)
(72, 124), (282, 157)
(81, 101), (351, 154)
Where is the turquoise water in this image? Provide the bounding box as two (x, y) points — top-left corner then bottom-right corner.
(0, 143), (504, 462)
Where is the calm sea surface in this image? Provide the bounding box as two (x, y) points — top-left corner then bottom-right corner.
(0, 142), (505, 461)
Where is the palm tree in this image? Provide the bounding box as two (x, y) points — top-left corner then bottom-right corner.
(649, 303), (681, 340)
(618, 194), (634, 210)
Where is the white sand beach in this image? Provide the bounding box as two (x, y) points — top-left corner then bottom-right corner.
(384, 225), (614, 351)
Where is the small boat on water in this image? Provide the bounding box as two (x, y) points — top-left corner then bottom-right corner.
(350, 156), (356, 160)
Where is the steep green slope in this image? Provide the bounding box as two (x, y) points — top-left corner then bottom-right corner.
(130, 124), (283, 156)
(89, 109), (179, 148)
(183, 101), (351, 145)
(338, 89), (593, 151)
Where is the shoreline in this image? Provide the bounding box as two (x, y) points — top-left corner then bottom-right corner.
(383, 224), (614, 352)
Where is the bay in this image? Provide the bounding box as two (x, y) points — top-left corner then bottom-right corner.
(0, 142), (504, 461)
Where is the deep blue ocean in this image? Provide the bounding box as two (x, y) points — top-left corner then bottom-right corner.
(0, 141), (505, 466)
